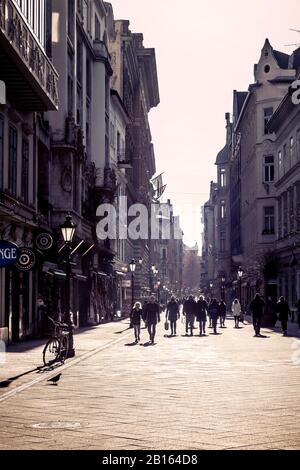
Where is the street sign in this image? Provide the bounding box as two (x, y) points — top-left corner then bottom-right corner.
(122, 280), (131, 288)
(0, 241), (20, 268)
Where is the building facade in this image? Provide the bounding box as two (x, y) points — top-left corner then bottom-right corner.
(0, 0), (58, 342)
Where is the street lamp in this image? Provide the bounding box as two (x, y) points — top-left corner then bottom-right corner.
(129, 259), (136, 311)
(237, 266), (243, 305)
(221, 276), (226, 301)
(60, 214), (77, 358)
(157, 278), (161, 305)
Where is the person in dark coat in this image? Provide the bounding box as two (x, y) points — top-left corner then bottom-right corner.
(142, 300), (148, 327)
(218, 300), (227, 328)
(209, 298), (219, 334)
(250, 293), (265, 337)
(206, 297), (212, 327)
(145, 296), (160, 344)
(276, 296), (291, 336)
(297, 299), (300, 333)
(166, 296), (180, 336)
(130, 302), (143, 343)
(183, 296), (196, 336)
(196, 296), (208, 335)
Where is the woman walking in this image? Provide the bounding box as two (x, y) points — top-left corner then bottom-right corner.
(232, 299), (241, 328)
(130, 302), (143, 343)
(166, 296), (180, 336)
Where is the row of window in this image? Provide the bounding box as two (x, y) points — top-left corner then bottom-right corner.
(0, 114), (29, 203)
(278, 131), (300, 179)
(69, 1), (103, 43)
(278, 183), (300, 239)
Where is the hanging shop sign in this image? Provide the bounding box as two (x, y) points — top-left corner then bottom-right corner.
(0, 241), (20, 268)
(15, 248), (37, 272)
(35, 232), (54, 251)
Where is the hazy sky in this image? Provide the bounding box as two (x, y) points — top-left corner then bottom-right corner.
(111, 0), (299, 248)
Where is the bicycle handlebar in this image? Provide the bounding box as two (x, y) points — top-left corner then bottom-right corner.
(47, 317), (68, 329)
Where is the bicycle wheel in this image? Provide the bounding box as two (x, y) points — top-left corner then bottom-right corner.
(59, 334), (69, 362)
(43, 337), (61, 366)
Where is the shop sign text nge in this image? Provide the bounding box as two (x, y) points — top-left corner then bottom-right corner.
(0, 241), (20, 268)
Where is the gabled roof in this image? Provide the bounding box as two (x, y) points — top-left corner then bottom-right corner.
(273, 49), (290, 69)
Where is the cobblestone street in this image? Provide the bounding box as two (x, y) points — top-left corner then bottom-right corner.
(0, 317), (300, 450)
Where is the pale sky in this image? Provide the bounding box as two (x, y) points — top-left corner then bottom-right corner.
(111, 0), (300, 248)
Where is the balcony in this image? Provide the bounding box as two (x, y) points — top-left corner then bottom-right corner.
(0, 0), (58, 111)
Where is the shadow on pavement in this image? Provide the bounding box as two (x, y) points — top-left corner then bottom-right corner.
(0, 361), (66, 389)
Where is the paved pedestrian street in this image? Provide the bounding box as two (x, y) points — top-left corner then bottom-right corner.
(0, 317), (300, 451)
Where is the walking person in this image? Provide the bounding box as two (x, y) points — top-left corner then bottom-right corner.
(183, 296), (196, 336)
(142, 300), (148, 328)
(145, 296), (160, 344)
(166, 296), (180, 336)
(232, 299), (241, 328)
(206, 297), (212, 327)
(218, 300), (227, 328)
(131, 302), (143, 343)
(196, 296), (208, 336)
(209, 298), (219, 334)
(276, 296), (291, 336)
(250, 293), (265, 337)
(296, 299), (300, 333)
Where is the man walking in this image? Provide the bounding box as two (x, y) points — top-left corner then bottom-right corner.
(218, 300), (227, 328)
(276, 296), (290, 336)
(196, 296), (208, 336)
(166, 296), (180, 336)
(250, 293), (265, 337)
(209, 298), (219, 335)
(145, 296), (160, 344)
(183, 296), (196, 336)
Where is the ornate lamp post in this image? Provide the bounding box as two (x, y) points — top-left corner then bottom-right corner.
(60, 214), (77, 358)
(209, 281), (213, 297)
(157, 278), (161, 305)
(221, 276), (226, 301)
(237, 266), (243, 306)
(129, 259), (136, 310)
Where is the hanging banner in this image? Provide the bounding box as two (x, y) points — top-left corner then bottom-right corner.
(15, 248), (36, 272)
(0, 241), (20, 268)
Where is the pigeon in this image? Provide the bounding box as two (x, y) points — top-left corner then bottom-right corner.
(47, 374), (61, 385)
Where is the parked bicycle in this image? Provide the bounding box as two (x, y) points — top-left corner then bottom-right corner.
(42, 317), (69, 366)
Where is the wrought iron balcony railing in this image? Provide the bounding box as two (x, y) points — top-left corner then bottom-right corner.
(0, 0), (58, 110)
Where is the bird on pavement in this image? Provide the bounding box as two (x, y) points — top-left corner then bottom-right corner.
(47, 374), (62, 385)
